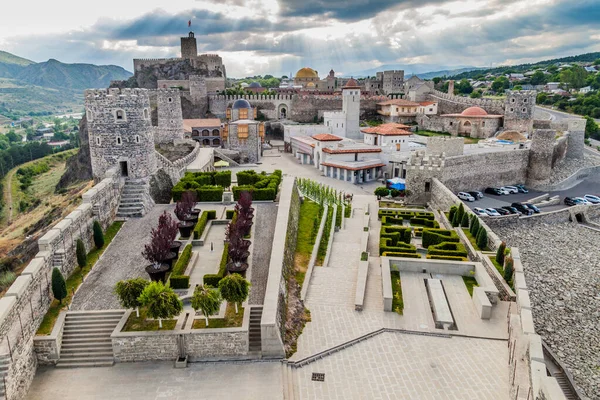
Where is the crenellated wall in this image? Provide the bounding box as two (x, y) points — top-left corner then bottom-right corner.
(0, 167), (122, 400)
(427, 89), (505, 115)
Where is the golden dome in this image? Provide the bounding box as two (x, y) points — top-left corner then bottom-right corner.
(295, 67), (318, 79)
(306, 82), (316, 88)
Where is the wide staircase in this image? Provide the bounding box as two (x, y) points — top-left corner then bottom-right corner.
(117, 181), (147, 218)
(57, 310), (124, 368)
(248, 306), (263, 355)
(214, 149), (241, 167)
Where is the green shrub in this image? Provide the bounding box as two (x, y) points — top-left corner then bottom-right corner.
(382, 252), (421, 258)
(214, 171), (231, 187)
(448, 206), (457, 224)
(236, 170), (261, 186)
(76, 239), (87, 269)
(203, 243), (229, 286)
(427, 242), (468, 257)
(344, 204), (351, 218)
(456, 203), (465, 225)
(93, 221), (104, 249)
(379, 238), (417, 255)
(470, 217), (480, 237)
(193, 212), (209, 240)
(374, 187), (389, 197)
(496, 241), (506, 265)
(172, 244), (192, 276)
(504, 256), (514, 283)
(460, 212), (469, 228)
(169, 275), (190, 289)
(409, 217), (439, 228)
(381, 226), (411, 245)
(360, 252), (368, 261)
(413, 227), (423, 237)
(426, 255), (467, 261)
(422, 229), (460, 248)
(51, 268), (67, 304)
(206, 210), (217, 220)
(476, 227), (488, 250)
(197, 186), (224, 202)
(226, 209), (235, 219)
(0, 271), (16, 290)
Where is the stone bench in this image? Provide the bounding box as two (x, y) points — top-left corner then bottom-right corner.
(427, 278), (454, 330)
(354, 259), (369, 311)
(472, 287), (492, 319)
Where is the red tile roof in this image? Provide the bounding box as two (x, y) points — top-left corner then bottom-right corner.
(344, 78), (360, 88)
(320, 162), (386, 171)
(377, 99), (420, 106)
(419, 101), (436, 106)
(322, 147), (381, 154)
(361, 123), (413, 136)
(312, 133), (343, 141)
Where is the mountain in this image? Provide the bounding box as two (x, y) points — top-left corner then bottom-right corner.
(348, 64), (481, 79)
(0, 51), (34, 66)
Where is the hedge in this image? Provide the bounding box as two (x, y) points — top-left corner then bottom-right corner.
(381, 226), (412, 245)
(427, 242), (468, 258)
(426, 255), (468, 261)
(237, 170), (262, 186)
(378, 210), (435, 221)
(414, 227), (423, 237)
(226, 209), (235, 219)
(214, 171), (232, 187)
(203, 243), (229, 287)
(172, 244), (192, 276)
(172, 185), (224, 202)
(380, 238), (417, 255)
(193, 210), (217, 239)
(409, 218), (439, 228)
(422, 228), (460, 248)
(233, 186), (276, 201)
(382, 252), (421, 259)
(169, 275), (190, 289)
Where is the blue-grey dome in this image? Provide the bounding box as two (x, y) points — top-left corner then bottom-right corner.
(248, 82), (262, 88)
(232, 99), (251, 109)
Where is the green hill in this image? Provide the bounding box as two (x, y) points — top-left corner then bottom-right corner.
(0, 51), (34, 66)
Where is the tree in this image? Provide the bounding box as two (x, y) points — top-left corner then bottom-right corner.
(138, 281), (182, 328)
(142, 223), (172, 267)
(157, 210), (178, 245)
(491, 76), (509, 93)
(374, 187), (389, 197)
(536, 92), (548, 105)
(455, 79), (473, 95)
(432, 77), (442, 85)
(115, 278), (149, 317)
(76, 239), (87, 270)
(191, 285), (222, 326)
(584, 116), (599, 139)
(460, 211), (469, 228)
(503, 256), (514, 283)
(495, 241), (506, 266)
(93, 221), (105, 249)
(530, 70), (547, 86)
(456, 204), (465, 226)
(470, 217), (480, 237)
(560, 66), (587, 90)
(513, 85), (523, 91)
(218, 274), (250, 314)
(51, 267), (67, 304)
(6, 131), (20, 143)
(448, 205), (457, 224)
(476, 227), (488, 250)
(470, 90), (482, 98)
(174, 191), (197, 221)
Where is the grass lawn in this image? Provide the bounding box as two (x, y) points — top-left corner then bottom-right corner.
(462, 228), (490, 251)
(36, 221), (124, 335)
(489, 255), (504, 276)
(390, 270), (404, 315)
(192, 303), (244, 329)
(316, 207), (333, 266)
(123, 308), (177, 331)
(293, 199), (322, 288)
(462, 276), (479, 297)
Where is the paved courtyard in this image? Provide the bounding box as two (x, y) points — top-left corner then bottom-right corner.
(26, 361), (283, 400)
(71, 205), (172, 310)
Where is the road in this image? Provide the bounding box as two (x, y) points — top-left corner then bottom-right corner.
(535, 105), (595, 123)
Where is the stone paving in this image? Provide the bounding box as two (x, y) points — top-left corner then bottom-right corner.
(71, 205), (173, 310)
(295, 331), (508, 400)
(249, 203), (278, 305)
(26, 361), (283, 400)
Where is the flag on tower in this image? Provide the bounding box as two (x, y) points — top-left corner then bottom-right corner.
(188, 20), (191, 28)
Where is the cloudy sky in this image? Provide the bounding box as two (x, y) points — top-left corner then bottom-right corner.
(1, 0), (599, 77)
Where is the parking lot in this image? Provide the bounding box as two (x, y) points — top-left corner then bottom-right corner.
(462, 178), (600, 214)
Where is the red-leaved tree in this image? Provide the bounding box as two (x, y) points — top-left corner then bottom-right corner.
(157, 211), (178, 245)
(174, 191), (197, 220)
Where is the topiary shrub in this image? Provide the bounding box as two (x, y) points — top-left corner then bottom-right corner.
(426, 255), (467, 261)
(382, 252), (421, 258)
(93, 221), (104, 249)
(476, 227), (488, 250)
(470, 217), (480, 237)
(379, 238), (417, 255)
(448, 205), (457, 224)
(76, 239), (87, 270)
(226, 209), (235, 219)
(427, 242), (468, 258)
(422, 229), (460, 248)
(374, 187), (389, 197)
(169, 275), (190, 289)
(460, 212), (469, 228)
(496, 242), (506, 266)
(456, 203), (465, 226)
(51, 267), (67, 304)
(504, 256), (514, 283)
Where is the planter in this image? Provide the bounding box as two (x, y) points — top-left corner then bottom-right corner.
(175, 355), (188, 369)
(160, 252), (177, 270)
(178, 221), (194, 238)
(145, 263), (170, 283)
(170, 240), (183, 255)
(227, 261), (248, 274)
(190, 209), (201, 219)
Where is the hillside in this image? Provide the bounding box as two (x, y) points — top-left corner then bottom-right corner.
(0, 51), (34, 66)
(449, 52), (600, 80)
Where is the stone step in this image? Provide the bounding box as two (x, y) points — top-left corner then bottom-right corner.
(55, 360), (114, 368)
(61, 335), (112, 343)
(118, 204), (144, 211)
(66, 311), (125, 317)
(119, 197), (144, 204)
(62, 332), (114, 340)
(63, 327), (116, 335)
(64, 318), (122, 325)
(60, 351), (114, 359)
(61, 343), (113, 351)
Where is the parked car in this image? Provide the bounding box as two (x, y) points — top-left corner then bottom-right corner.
(515, 184), (529, 193)
(502, 186), (519, 194)
(524, 203), (541, 213)
(583, 194), (600, 204)
(499, 188), (510, 195)
(501, 206), (521, 215)
(458, 192), (475, 202)
(574, 197), (591, 205)
(494, 208), (510, 215)
(564, 197), (579, 206)
(485, 208), (501, 217)
(473, 207), (488, 216)
(484, 187), (503, 196)
(511, 202), (533, 215)
(468, 191), (484, 199)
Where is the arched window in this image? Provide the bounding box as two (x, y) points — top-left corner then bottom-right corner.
(510, 108), (514, 112)
(144, 109), (149, 119)
(522, 108), (527, 113)
(523, 98), (528, 103)
(116, 137), (122, 145)
(511, 98), (515, 103)
(192, 130), (200, 137)
(213, 138), (221, 146)
(212, 129), (220, 136)
(87, 110), (93, 121)
(135, 135), (140, 144)
(202, 139), (210, 146)
(168, 97), (173, 103)
(116, 110), (125, 121)
(202, 129), (210, 136)
(96, 137), (101, 145)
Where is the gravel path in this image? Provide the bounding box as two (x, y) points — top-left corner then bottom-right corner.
(494, 222), (600, 399)
(71, 205), (173, 310)
(248, 203), (277, 305)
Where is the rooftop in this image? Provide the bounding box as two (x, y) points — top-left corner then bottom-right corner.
(361, 123), (413, 136)
(183, 119), (221, 132)
(377, 99), (420, 107)
(312, 133), (343, 141)
(320, 159), (386, 170)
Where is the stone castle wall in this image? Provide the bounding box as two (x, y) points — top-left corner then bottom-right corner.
(156, 89), (184, 144)
(503, 91), (536, 133)
(425, 137), (464, 157)
(526, 129), (555, 186)
(427, 89), (505, 115)
(0, 168), (121, 400)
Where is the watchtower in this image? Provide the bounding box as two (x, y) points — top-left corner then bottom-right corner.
(342, 78), (361, 140)
(181, 32), (198, 60)
(504, 91), (536, 133)
(85, 88), (157, 180)
(156, 89), (184, 144)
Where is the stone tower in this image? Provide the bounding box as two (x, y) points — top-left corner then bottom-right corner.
(156, 89), (184, 144)
(85, 88), (157, 180)
(181, 32), (198, 59)
(503, 90), (536, 133)
(566, 119), (586, 160)
(526, 129), (555, 186)
(342, 78), (361, 140)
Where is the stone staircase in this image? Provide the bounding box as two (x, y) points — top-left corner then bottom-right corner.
(0, 355), (9, 398)
(214, 149), (240, 167)
(56, 310), (124, 368)
(248, 306), (263, 354)
(281, 363), (297, 400)
(117, 180), (152, 218)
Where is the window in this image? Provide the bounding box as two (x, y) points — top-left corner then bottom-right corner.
(510, 108), (514, 112)
(239, 108), (248, 119)
(511, 98), (515, 103)
(168, 97), (173, 103)
(450, 122), (453, 126)
(116, 110), (125, 121)
(237, 124), (249, 138)
(87, 110), (93, 121)
(212, 129), (220, 136)
(482, 122), (485, 127)
(135, 135), (140, 143)
(144, 109), (149, 119)
(170, 120), (174, 124)
(523, 98), (528, 103)
(522, 108), (527, 113)
(95, 137), (100, 145)
(202, 130), (210, 137)
(116, 137), (122, 145)
(425, 182), (431, 192)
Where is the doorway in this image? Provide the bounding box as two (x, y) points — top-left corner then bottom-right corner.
(120, 161), (129, 177)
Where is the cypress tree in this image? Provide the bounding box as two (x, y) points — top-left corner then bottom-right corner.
(457, 203), (465, 225)
(448, 206), (457, 224)
(76, 239), (87, 270)
(460, 212), (469, 228)
(470, 217), (480, 237)
(496, 241), (506, 266)
(93, 221), (105, 249)
(51, 268), (67, 304)
(504, 257), (514, 283)
(476, 227), (488, 250)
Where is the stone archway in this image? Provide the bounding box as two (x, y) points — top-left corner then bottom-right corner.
(278, 104), (288, 120)
(460, 120), (472, 135)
